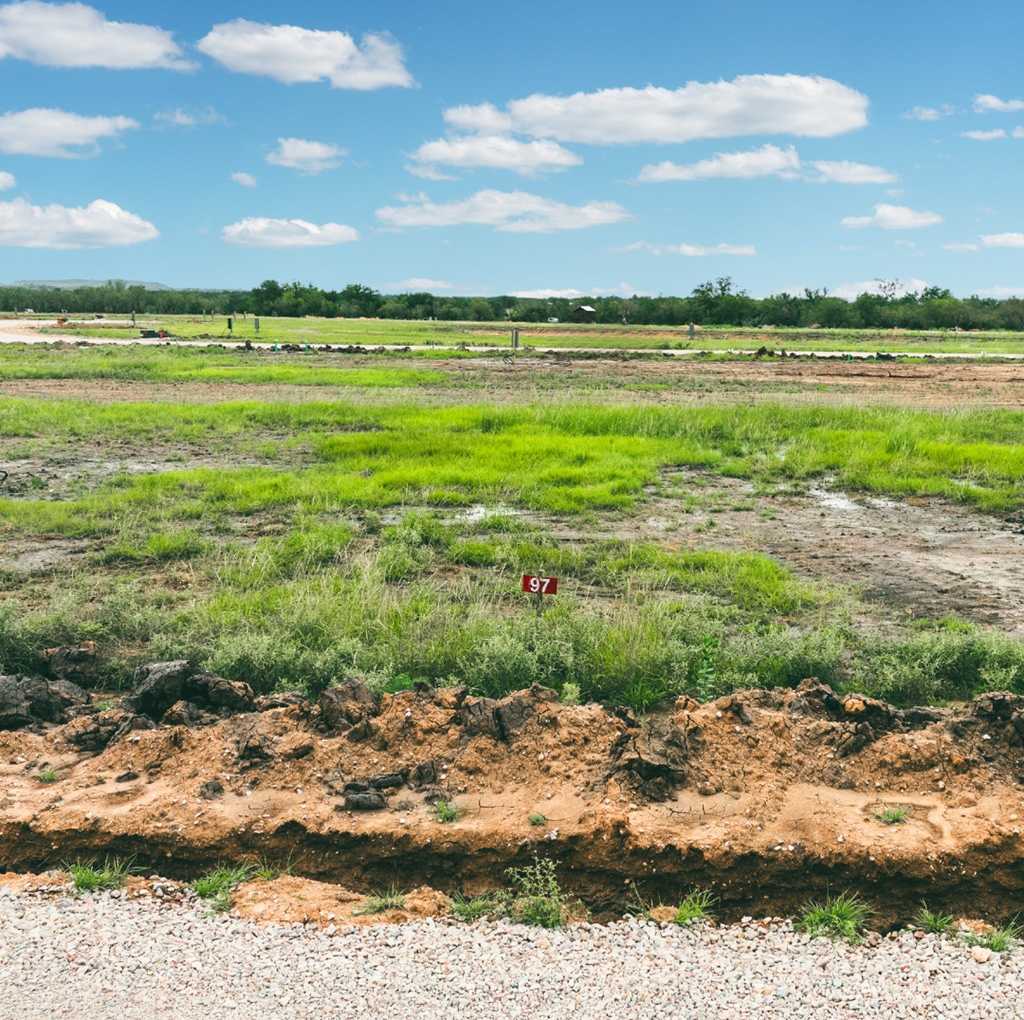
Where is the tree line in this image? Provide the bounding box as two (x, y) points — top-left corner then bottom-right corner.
(3, 277), (1023, 331)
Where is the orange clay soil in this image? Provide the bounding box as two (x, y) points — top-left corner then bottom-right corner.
(1, 680), (1023, 926)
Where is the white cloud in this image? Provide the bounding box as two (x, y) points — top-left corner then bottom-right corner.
(973, 94), (1024, 113)
(410, 135), (581, 176)
(943, 242), (980, 252)
(222, 217), (359, 248)
(0, 1), (191, 70)
(266, 137), (345, 174)
(392, 277), (453, 291)
(832, 278), (928, 300)
(903, 104), (954, 121)
(376, 189), (629, 233)
(511, 283), (643, 299)
(445, 74), (867, 145)
(841, 203), (942, 230)
(405, 163), (457, 181)
(0, 196), (158, 248)
(444, 103), (514, 134)
(0, 107), (137, 157)
(962, 129), (1007, 141)
(976, 285), (1024, 298)
(981, 233), (1024, 248)
(154, 107), (223, 128)
(197, 19), (411, 90)
(0, 170), (13, 190)
(623, 240), (756, 256)
(231, 171), (256, 188)
(638, 143), (799, 182)
(811, 160), (897, 184)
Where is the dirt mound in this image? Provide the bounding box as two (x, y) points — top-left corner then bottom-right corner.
(1, 677), (1023, 926)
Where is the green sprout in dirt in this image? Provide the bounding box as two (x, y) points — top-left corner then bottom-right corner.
(192, 864), (254, 914)
(528, 812), (548, 827)
(963, 919), (1022, 953)
(66, 856), (135, 894)
(875, 805), (911, 825)
(35, 768), (58, 784)
(674, 889), (716, 926)
(915, 903), (955, 935)
(797, 892), (871, 943)
(505, 856), (567, 929)
(356, 886), (406, 915)
(433, 799), (459, 824)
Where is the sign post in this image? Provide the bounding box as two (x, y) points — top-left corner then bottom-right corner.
(522, 574), (558, 615)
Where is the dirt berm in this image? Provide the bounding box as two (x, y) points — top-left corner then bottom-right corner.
(1, 661), (1023, 926)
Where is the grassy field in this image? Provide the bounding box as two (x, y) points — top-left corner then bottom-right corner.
(4, 340), (1024, 712)
(39, 314), (1024, 356)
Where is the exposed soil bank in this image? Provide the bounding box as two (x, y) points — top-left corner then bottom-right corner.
(2, 676), (1024, 927)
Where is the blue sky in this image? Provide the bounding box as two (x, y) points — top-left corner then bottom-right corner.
(0, 0), (1022, 298)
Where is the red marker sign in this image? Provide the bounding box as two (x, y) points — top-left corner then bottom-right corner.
(522, 574), (558, 595)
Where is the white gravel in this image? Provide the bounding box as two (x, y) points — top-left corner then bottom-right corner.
(0, 889), (1022, 1019)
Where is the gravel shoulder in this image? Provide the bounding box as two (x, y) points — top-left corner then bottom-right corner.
(0, 890), (1020, 1020)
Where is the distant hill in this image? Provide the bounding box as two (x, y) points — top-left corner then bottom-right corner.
(11, 279), (175, 292)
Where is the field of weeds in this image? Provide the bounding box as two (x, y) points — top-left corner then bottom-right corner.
(4, 338), (1024, 709)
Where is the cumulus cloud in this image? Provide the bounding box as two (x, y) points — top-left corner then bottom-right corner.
(973, 94), (1024, 113)
(392, 278), (453, 291)
(0, 170), (13, 190)
(963, 129), (1007, 141)
(231, 171), (256, 188)
(0, 108), (137, 157)
(832, 278), (928, 300)
(623, 240), (756, 256)
(222, 217), (359, 248)
(266, 137), (345, 174)
(903, 104), (954, 121)
(811, 160), (897, 184)
(376, 189), (629, 233)
(444, 74), (867, 145)
(841, 203), (942, 230)
(410, 135), (581, 176)
(943, 242), (980, 252)
(154, 107), (223, 128)
(638, 144), (799, 182)
(981, 233), (1024, 248)
(0, 1), (192, 69)
(0, 196), (158, 248)
(198, 19), (411, 90)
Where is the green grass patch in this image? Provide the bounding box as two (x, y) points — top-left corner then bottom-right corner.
(915, 904), (955, 935)
(797, 892), (871, 942)
(192, 864), (254, 913)
(355, 886), (406, 915)
(674, 889), (716, 926)
(66, 856), (134, 893)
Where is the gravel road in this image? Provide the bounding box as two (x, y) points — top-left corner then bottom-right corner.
(0, 889), (1021, 1019)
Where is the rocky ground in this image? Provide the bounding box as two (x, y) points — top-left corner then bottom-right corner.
(0, 888), (1020, 1020)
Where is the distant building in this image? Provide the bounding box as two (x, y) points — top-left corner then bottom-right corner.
(572, 304), (597, 323)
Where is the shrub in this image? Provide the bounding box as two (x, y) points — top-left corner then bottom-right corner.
(875, 805), (910, 825)
(450, 892), (507, 923)
(505, 856), (566, 929)
(528, 812), (548, 827)
(434, 800), (459, 823)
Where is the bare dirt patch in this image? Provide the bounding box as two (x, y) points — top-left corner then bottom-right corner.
(1, 679), (1023, 926)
